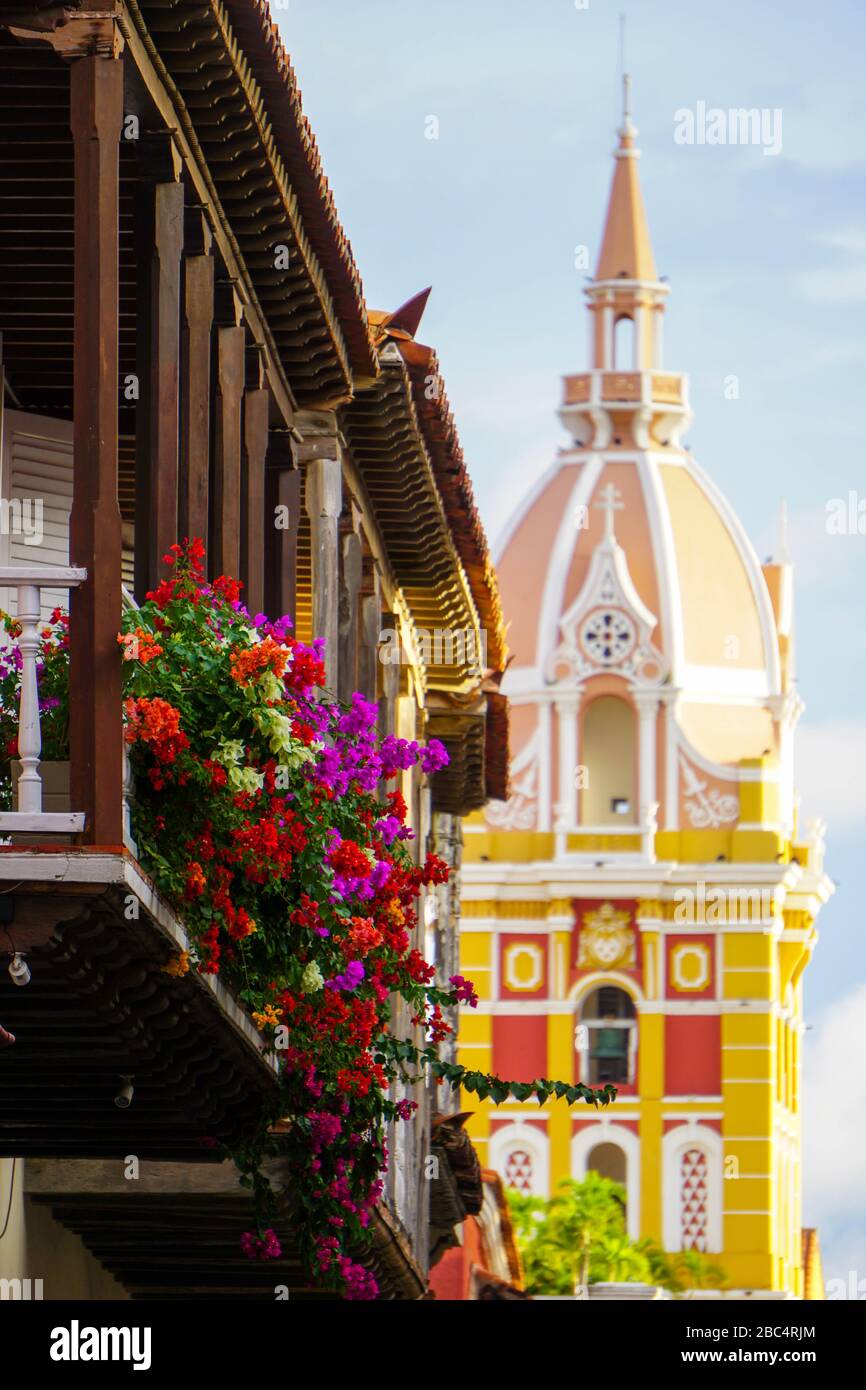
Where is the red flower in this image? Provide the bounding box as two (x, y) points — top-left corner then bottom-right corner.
(328, 839), (370, 878)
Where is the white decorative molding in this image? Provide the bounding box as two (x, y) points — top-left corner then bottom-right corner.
(662, 1123), (723, 1254)
(545, 484), (667, 690)
(680, 754), (739, 829)
(670, 942), (711, 993)
(503, 942), (544, 992)
(490, 1121), (551, 1198)
(536, 453), (605, 672)
(485, 728), (540, 831)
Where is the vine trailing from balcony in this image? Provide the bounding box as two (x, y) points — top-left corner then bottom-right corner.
(3, 541), (614, 1298)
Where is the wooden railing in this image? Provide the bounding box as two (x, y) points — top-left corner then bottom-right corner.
(0, 566), (87, 835)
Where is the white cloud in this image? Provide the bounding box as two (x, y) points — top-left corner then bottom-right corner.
(797, 720), (866, 830)
(795, 227), (866, 304)
(796, 264), (866, 304)
(803, 983), (866, 1238)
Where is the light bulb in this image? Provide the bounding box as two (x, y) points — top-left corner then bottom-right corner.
(8, 953), (30, 987)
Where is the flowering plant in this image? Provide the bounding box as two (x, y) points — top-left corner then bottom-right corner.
(0, 606), (70, 809)
(7, 541), (615, 1296)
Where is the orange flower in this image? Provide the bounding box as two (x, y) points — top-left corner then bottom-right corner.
(161, 950), (190, 978)
(385, 901), (405, 928)
(342, 916), (383, 959)
(230, 636), (289, 687)
(118, 628), (164, 665)
(252, 1003), (283, 1031)
(124, 697), (188, 764)
(185, 862), (207, 899)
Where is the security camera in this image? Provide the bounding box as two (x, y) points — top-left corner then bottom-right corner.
(8, 953), (30, 987)
(114, 1076), (134, 1109)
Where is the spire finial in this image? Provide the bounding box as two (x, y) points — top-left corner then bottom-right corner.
(620, 12), (630, 125)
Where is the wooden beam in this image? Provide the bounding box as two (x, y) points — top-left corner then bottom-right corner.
(241, 386), (269, 617)
(179, 242), (214, 549)
(23, 1157), (284, 1197)
(69, 52), (124, 846)
(211, 325), (245, 579)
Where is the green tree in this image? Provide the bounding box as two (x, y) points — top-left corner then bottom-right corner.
(674, 1248), (727, 1291)
(507, 1175), (726, 1297)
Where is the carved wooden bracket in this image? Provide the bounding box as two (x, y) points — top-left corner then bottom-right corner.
(6, 5), (124, 59)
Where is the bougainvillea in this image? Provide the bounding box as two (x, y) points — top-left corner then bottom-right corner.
(5, 540), (614, 1297)
(0, 605), (70, 771)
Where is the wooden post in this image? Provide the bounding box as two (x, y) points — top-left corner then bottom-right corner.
(69, 53), (124, 844)
(241, 364), (269, 617)
(264, 438), (299, 625)
(134, 155), (183, 594)
(338, 515), (362, 705)
(304, 455), (341, 693)
(358, 563), (382, 703)
(211, 325), (245, 578)
(179, 210), (213, 549)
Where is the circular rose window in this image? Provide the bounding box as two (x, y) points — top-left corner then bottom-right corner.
(579, 609), (636, 665)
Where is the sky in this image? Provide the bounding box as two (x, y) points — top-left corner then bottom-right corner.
(274, 0), (866, 1290)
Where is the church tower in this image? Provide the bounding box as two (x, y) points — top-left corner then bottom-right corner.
(459, 86), (832, 1296)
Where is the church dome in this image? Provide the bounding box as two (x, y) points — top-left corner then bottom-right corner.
(490, 99), (798, 845)
(497, 448), (784, 766)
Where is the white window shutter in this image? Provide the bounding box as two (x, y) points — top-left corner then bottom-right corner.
(1, 408), (73, 619)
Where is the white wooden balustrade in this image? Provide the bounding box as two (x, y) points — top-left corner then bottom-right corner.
(0, 565), (87, 834)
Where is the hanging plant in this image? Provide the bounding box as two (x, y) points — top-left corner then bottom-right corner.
(6, 540), (612, 1297)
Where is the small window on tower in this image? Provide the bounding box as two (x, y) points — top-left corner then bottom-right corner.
(579, 987), (637, 1085)
(613, 314), (636, 370)
(611, 797), (631, 815)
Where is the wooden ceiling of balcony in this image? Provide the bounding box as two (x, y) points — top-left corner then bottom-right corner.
(0, 32), (138, 426)
(132, 0), (376, 403)
(0, 881), (279, 1158)
(0, 0), (377, 425)
(24, 1158), (426, 1299)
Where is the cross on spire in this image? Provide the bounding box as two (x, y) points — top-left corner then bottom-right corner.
(595, 481), (624, 539)
(619, 12), (632, 128)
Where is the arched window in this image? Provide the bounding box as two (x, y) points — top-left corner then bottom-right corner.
(587, 1141), (627, 1186)
(613, 315), (635, 370)
(579, 985), (636, 1085)
(581, 696), (637, 825)
(572, 1124), (641, 1239)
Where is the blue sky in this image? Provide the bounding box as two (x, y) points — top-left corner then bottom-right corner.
(275, 0), (866, 1289)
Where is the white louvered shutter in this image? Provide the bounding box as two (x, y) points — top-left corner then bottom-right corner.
(0, 409), (73, 618)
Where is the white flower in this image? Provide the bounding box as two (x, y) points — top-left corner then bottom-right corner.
(300, 961), (324, 994)
(228, 765), (265, 794)
(253, 707), (294, 754)
(212, 738), (245, 766)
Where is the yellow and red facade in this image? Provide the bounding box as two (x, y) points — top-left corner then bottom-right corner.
(459, 99), (831, 1297)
